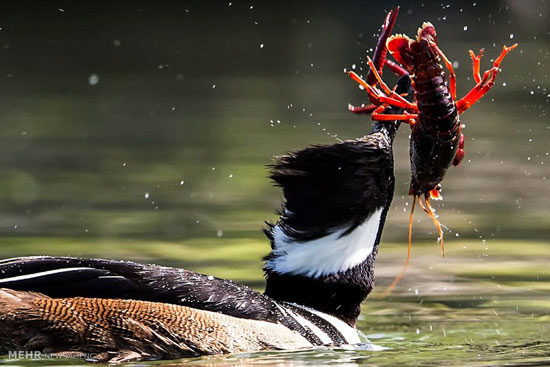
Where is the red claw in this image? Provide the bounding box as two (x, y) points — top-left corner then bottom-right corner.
(367, 7), (400, 85)
(452, 133), (465, 166)
(347, 7), (409, 116)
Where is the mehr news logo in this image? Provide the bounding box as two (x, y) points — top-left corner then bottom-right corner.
(8, 350), (99, 360)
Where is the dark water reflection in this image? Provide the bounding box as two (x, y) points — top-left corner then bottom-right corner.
(0, 0), (548, 366)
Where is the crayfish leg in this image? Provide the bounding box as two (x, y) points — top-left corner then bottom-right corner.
(468, 49), (484, 84)
(371, 110), (418, 122)
(385, 59), (409, 77)
(432, 43), (457, 100)
(348, 103), (378, 114)
(348, 70), (416, 114)
(452, 133), (466, 166)
(382, 196), (416, 296)
(457, 43), (518, 113)
(366, 56), (418, 111)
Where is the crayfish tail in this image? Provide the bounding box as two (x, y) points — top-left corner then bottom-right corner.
(417, 22), (436, 42)
(387, 34), (413, 68)
(382, 196), (416, 296)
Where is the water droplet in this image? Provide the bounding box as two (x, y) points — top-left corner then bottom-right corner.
(144, 192), (150, 199)
(88, 74), (99, 86)
(260, 43), (264, 49)
(463, 26), (468, 31)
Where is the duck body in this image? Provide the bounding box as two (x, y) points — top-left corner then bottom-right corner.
(0, 255), (360, 362)
(0, 287), (312, 363)
(0, 76), (412, 363)
(0, 256), (360, 362)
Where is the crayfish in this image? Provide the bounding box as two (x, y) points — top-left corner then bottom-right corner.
(347, 7), (517, 293)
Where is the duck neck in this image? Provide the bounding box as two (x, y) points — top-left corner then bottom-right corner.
(262, 138), (396, 326)
(263, 74), (411, 326)
(263, 211), (388, 326)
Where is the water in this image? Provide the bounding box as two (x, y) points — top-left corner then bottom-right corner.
(1, 239), (549, 366)
(0, 1), (549, 366)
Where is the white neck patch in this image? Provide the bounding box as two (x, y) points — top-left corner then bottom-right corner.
(265, 207), (384, 278)
(289, 303), (362, 345)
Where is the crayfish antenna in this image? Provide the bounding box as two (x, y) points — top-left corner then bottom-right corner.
(420, 195), (445, 258)
(382, 196), (416, 296)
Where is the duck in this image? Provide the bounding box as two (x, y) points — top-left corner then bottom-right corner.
(0, 74), (413, 363)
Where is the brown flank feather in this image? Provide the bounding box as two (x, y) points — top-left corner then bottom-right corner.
(0, 288), (311, 363)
